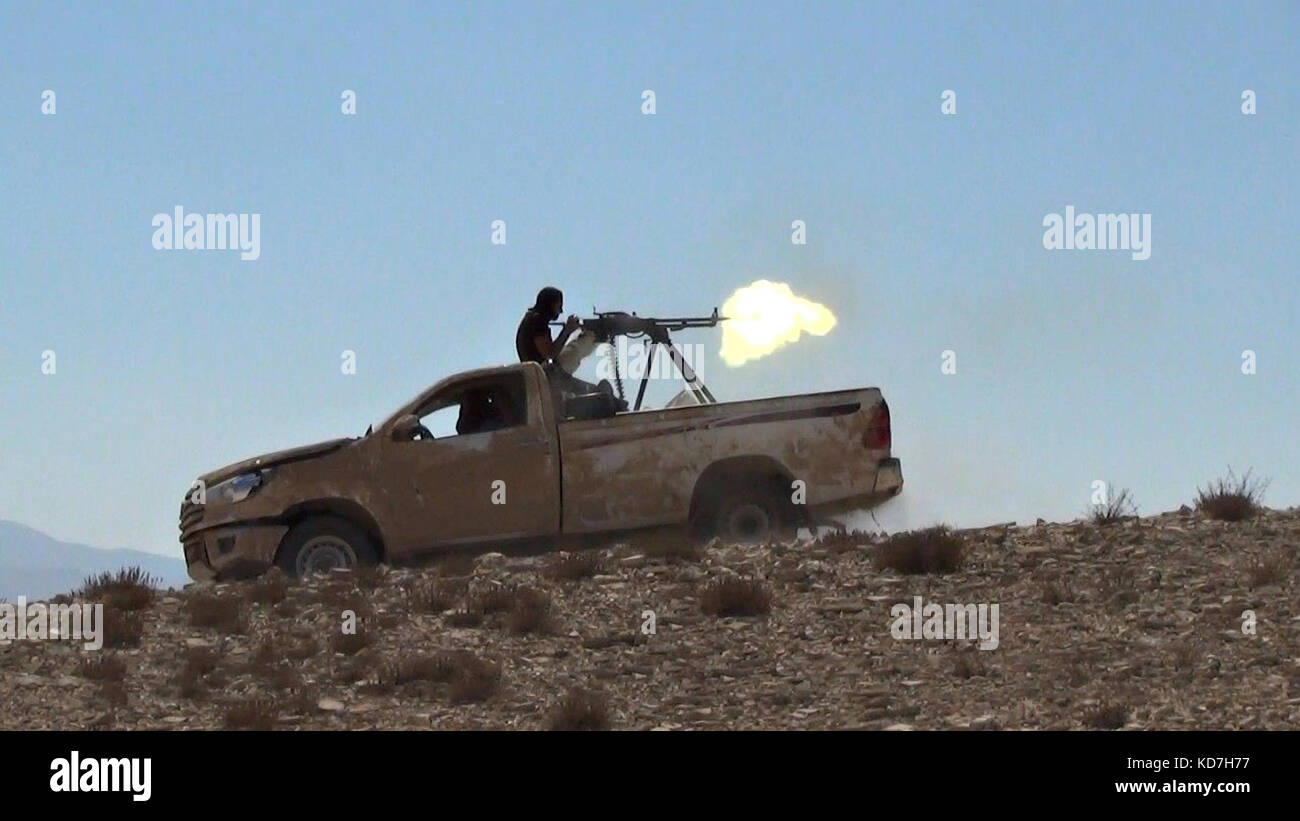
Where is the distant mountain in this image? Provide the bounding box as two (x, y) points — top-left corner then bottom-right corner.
(0, 521), (187, 601)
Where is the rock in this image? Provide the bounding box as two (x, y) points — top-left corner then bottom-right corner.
(582, 633), (637, 650)
(473, 552), (508, 572)
(814, 601), (865, 614)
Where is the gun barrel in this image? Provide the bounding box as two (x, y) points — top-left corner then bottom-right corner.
(550, 308), (727, 330)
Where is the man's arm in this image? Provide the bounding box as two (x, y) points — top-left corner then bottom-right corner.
(533, 316), (579, 361)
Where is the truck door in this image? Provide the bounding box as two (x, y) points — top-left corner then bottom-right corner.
(379, 368), (560, 549)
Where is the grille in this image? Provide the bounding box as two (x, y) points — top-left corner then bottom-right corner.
(183, 537), (206, 566)
(179, 496), (203, 534)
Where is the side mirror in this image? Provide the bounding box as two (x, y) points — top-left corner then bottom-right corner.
(390, 414), (421, 442)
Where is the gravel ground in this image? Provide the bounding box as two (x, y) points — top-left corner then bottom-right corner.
(2, 506), (1297, 730)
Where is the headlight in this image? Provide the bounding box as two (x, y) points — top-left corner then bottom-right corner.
(209, 471), (265, 504)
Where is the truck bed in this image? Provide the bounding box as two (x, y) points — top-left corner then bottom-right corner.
(556, 387), (896, 533)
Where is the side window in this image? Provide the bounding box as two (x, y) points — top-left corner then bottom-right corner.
(418, 374), (529, 439)
(418, 404), (465, 439)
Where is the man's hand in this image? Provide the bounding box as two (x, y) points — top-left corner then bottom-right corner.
(564, 314), (580, 332)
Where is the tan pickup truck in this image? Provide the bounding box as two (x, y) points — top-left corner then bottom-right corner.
(180, 362), (902, 580)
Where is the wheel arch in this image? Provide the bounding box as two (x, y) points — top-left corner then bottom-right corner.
(688, 455), (804, 532)
(275, 498), (387, 563)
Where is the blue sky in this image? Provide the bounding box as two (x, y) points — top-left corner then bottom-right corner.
(1, 0), (1296, 555)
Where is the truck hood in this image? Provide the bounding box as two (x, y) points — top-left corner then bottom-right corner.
(201, 438), (354, 484)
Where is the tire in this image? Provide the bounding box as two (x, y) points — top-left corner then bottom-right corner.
(275, 516), (378, 578)
(710, 488), (797, 544)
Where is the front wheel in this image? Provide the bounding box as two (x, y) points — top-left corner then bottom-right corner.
(275, 516), (378, 578)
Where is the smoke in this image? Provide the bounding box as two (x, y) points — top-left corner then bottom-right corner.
(719, 280), (837, 366)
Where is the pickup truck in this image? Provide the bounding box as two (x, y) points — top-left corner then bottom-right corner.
(179, 362), (902, 580)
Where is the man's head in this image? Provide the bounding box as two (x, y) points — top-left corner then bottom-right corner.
(534, 286), (563, 321)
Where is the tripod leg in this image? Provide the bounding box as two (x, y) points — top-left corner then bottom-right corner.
(666, 343), (715, 404)
(634, 342), (655, 411)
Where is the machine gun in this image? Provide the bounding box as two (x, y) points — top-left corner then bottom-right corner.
(551, 308), (726, 411)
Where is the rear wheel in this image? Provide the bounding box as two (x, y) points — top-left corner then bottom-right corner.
(275, 516), (378, 578)
(710, 488), (797, 544)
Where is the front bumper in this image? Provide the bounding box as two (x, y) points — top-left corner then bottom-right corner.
(182, 522), (287, 581)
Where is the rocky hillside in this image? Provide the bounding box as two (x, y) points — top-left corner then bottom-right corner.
(2, 507), (1297, 730)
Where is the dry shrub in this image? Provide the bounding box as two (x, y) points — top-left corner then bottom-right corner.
(285, 635), (320, 661)
(407, 580), (460, 614)
(315, 585), (374, 620)
(351, 564), (387, 590)
(99, 680), (129, 707)
(77, 567), (158, 611)
(333, 650), (378, 685)
(699, 577), (772, 617)
(467, 583), (519, 615)
(174, 646), (220, 699)
(283, 687), (320, 716)
(224, 698), (277, 730)
(445, 609), (484, 628)
(448, 655), (501, 704)
(184, 594), (247, 634)
(380, 651), (464, 687)
(544, 551), (603, 581)
(1090, 487), (1137, 525)
(1247, 550), (1291, 589)
(1102, 566), (1141, 610)
(376, 650), (501, 703)
(182, 647), (219, 675)
(329, 630), (373, 656)
(953, 650), (988, 680)
(1196, 469), (1268, 522)
(1083, 701), (1129, 730)
(207, 667), (230, 689)
(1067, 664), (1089, 688)
(1040, 580), (1075, 606)
(817, 529), (872, 557)
(874, 527), (966, 575)
(547, 688), (610, 731)
(251, 638), (277, 666)
(77, 655), (127, 682)
(246, 571), (289, 605)
(506, 587), (554, 635)
(1170, 641), (1197, 672)
(101, 607), (144, 648)
(636, 531), (704, 562)
(268, 666), (304, 692)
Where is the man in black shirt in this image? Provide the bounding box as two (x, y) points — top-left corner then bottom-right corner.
(516, 286), (578, 364)
(515, 286), (625, 414)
